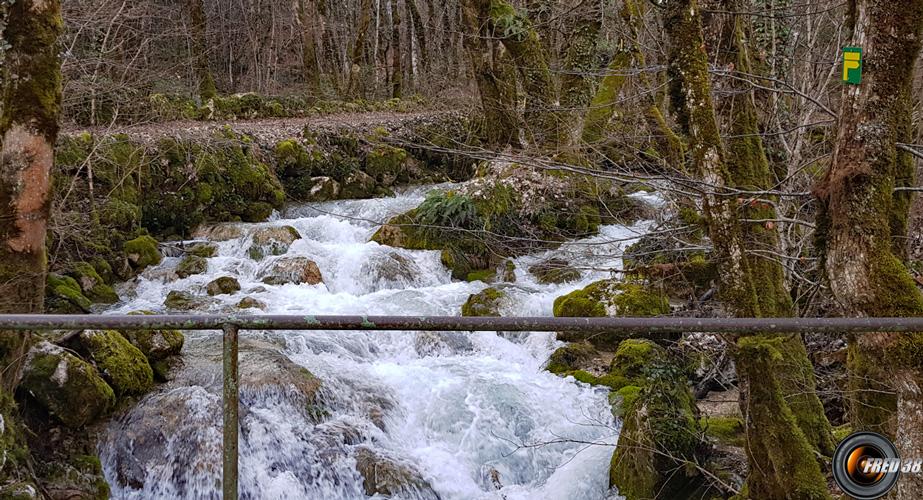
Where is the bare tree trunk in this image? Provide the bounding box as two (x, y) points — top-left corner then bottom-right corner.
(187, 0), (217, 101)
(663, 2), (831, 498)
(816, 1), (923, 497)
(0, 0), (62, 393)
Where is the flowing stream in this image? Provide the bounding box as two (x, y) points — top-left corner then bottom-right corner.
(98, 184), (658, 499)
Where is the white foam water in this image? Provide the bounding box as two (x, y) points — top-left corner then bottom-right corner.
(99, 184), (654, 499)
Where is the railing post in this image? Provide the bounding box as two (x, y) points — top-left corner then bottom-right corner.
(222, 323), (239, 500)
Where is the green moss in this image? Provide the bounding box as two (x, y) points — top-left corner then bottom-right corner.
(466, 269), (497, 283)
(365, 144), (408, 185)
(46, 273), (92, 313)
(20, 343), (116, 427)
(553, 280), (669, 318)
(123, 235), (162, 270)
(546, 342), (596, 374)
(833, 423), (853, 443)
(187, 242), (218, 258)
(176, 254), (208, 278)
(610, 384), (641, 417)
(461, 287), (507, 317)
(700, 417), (745, 447)
(67, 262), (118, 304)
(610, 339), (658, 379)
(77, 330), (154, 396)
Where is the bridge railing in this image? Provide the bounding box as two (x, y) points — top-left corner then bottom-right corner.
(4, 314), (922, 499)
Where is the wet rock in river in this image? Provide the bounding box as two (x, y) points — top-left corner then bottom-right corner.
(353, 447), (441, 499)
(259, 256), (324, 285)
(206, 276), (241, 296)
(248, 225), (302, 260)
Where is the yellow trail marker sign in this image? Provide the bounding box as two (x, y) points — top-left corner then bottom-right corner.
(843, 47), (863, 85)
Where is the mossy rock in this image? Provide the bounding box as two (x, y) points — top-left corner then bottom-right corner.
(303, 176), (341, 202)
(610, 339), (661, 379)
(353, 447), (440, 498)
(248, 226), (301, 260)
(700, 417), (745, 447)
(120, 311), (184, 361)
(66, 262), (119, 304)
(176, 254), (208, 278)
(73, 330), (154, 396)
(546, 342), (597, 374)
(123, 235), (162, 270)
(187, 242), (218, 258)
(340, 170), (378, 199)
(46, 273), (93, 313)
(528, 258), (581, 284)
(237, 297), (267, 310)
(37, 454), (110, 500)
(553, 281), (670, 348)
(163, 290), (206, 310)
(206, 276), (241, 296)
(465, 269), (497, 283)
(365, 144), (408, 186)
(461, 287), (507, 317)
(20, 342), (116, 428)
(609, 340), (703, 497)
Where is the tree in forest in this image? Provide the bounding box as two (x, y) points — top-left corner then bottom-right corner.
(660, 1), (832, 498)
(187, 0), (217, 101)
(0, 0), (63, 482)
(296, 0), (324, 98)
(815, 0), (923, 496)
(349, 0), (374, 97)
(390, 0), (404, 99)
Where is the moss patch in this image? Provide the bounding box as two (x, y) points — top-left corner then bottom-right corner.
(74, 330), (154, 396)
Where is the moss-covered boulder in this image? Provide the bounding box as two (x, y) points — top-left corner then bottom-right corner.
(45, 274), (93, 314)
(192, 224), (244, 242)
(187, 242), (218, 258)
(175, 254), (208, 278)
(71, 330), (154, 396)
(353, 447), (440, 499)
(66, 262), (119, 304)
(461, 287), (507, 317)
(37, 454), (110, 500)
(259, 257), (324, 285)
(119, 311), (184, 361)
(123, 235), (162, 271)
(553, 280), (670, 349)
(608, 340), (703, 498)
(248, 225), (301, 260)
(528, 258), (581, 284)
(365, 144), (409, 186)
(340, 170), (378, 199)
(546, 342), (598, 374)
(206, 276), (241, 296)
(553, 280), (669, 318)
(163, 290), (214, 311)
(20, 342), (116, 428)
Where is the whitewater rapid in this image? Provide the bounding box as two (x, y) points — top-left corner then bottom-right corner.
(99, 185), (657, 499)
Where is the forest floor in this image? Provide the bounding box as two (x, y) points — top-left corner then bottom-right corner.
(62, 110), (458, 144)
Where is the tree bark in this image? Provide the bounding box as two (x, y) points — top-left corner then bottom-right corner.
(815, 1), (923, 496)
(350, 0), (374, 97)
(296, 0), (323, 98)
(187, 0), (217, 101)
(0, 0), (62, 392)
(664, 2), (831, 498)
(390, 0), (403, 98)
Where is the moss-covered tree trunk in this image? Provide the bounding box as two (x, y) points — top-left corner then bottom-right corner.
(0, 0), (62, 391)
(0, 0), (62, 486)
(187, 0), (217, 101)
(815, 1), (923, 496)
(460, 0), (519, 146)
(663, 2), (831, 498)
(559, 2), (601, 142)
(296, 0), (324, 99)
(350, 0), (374, 98)
(483, 0), (560, 147)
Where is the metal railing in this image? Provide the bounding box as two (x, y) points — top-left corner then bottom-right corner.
(4, 314), (923, 500)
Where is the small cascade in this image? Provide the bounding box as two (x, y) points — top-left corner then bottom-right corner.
(99, 184), (656, 499)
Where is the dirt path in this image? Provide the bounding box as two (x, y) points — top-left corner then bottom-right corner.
(62, 110), (459, 144)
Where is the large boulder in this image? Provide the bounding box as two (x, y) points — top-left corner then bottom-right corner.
(123, 235), (162, 271)
(528, 258), (581, 284)
(119, 311), (185, 361)
(304, 176), (340, 202)
(340, 170), (377, 199)
(248, 226), (301, 260)
(19, 342), (115, 428)
(45, 274), (92, 314)
(68, 330), (154, 396)
(192, 224), (243, 242)
(163, 290), (216, 311)
(259, 257), (324, 285)
(353, 447), (440, 499)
